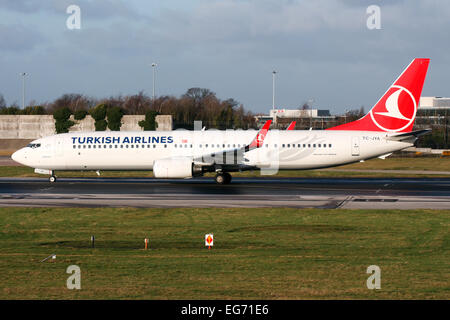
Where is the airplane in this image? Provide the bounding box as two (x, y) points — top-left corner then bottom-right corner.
(12, 58), (430, 184)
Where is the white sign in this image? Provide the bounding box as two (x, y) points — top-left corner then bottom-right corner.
(205, 234), (214, 247)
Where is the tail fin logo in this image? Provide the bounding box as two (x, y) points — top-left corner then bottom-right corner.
(369, 85), (417, 132)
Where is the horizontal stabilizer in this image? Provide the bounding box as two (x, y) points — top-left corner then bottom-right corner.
(386, 129), (431, 141)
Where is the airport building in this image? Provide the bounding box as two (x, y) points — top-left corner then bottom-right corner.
(255, 108), (334, 129)
(419, 97), (450, 110)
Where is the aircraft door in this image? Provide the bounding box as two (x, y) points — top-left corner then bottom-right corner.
(351, 136), (360, 156)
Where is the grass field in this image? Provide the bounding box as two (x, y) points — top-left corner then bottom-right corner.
(0, 207), (448, 299)
(0, 157), (449, 179)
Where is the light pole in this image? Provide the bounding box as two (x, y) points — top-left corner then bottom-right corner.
(272, 70), (277, 110)
(308, 98), (314, 129)
(20, 72), (28, 109)
(151, 62), (157, 101)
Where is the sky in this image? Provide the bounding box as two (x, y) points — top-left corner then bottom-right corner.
(0, 0), (449, 114)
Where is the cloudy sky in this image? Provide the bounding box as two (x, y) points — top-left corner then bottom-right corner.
(0, 0), (449, 114)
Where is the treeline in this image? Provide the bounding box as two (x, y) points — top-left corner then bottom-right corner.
(0, 88), (256, 131)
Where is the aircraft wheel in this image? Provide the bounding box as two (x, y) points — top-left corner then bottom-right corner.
(215, 173), (226, 185)
(215, 173), (232, 184)
(49, 176), (57, 183)
(224, 172), (232, 184)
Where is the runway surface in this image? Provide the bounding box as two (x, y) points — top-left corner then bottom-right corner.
(1, 177), (450, 209)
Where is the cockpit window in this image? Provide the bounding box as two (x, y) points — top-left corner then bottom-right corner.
(26, 143), (41, 149)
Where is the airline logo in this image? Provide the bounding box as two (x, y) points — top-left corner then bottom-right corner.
(71, 136), (174, 144)
(370, 85), (416, 132)
(326, 58), (429, 133)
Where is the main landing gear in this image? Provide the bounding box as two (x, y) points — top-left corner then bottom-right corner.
(214, 172), (232, 185)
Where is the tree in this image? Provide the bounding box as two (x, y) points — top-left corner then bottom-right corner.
(48, 93), (93, 114)
(22, 106), (46, 115)
(90, 104), (108, 131)
(139, 110), (159, 130)
(0, 94), (6, 109)
(74, 109), (88, 120)
(53, 107), (74, 133)
(107, 106), (124, 131)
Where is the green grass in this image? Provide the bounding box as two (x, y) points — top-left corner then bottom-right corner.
(0, 207), (448, 299)
(1, 157), (449, 179)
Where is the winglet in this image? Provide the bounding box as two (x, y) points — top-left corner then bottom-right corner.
(287, 121), (296, 130)
(248, 120), (272, 149)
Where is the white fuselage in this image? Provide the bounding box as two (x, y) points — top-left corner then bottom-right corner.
(12, 129), (412, 172)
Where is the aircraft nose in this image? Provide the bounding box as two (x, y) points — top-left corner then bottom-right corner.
(11, 149), (25, 165)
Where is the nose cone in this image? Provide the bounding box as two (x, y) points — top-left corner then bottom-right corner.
(11, 149), (25, 165)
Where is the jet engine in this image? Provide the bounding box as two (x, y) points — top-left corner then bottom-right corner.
(153, 158), (200, 178)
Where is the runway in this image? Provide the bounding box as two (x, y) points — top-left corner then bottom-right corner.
(1, 177), (450, 209)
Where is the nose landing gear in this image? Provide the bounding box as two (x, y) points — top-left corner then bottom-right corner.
(214, 172), (232, 184)
(49, 170), (56, 183)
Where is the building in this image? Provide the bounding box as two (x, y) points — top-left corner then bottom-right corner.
(255, 108), (333, 128)
(419, 97), (450, 110)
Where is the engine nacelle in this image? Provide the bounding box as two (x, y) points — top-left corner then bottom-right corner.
(153, 158), (195, 178)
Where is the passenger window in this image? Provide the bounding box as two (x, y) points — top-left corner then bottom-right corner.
(73, 145), (76, 149)
(329, 144), (332, 147)
(318, 144), (321, 147)
(164, 145), (167, 148)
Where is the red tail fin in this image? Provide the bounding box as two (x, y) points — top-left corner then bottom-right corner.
(249, 120), (272, 149)
(327, 58), (430, 133)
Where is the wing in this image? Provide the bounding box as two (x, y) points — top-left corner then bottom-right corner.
(193, 120), (272, 171)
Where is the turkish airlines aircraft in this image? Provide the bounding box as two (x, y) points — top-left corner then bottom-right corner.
(12, 58), (430, 184)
